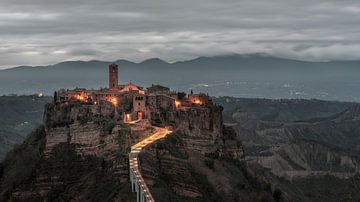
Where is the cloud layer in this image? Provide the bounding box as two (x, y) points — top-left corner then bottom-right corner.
(0, 0), (360, 68)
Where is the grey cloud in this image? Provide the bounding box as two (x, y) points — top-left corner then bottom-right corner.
(0, 0), (360, 68)
(67, 48), (101, 56)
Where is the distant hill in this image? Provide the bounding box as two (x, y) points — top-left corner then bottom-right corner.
(217, 97), (360, 201)
(0, 95), (52, 160)
(1, 54), (360, 101)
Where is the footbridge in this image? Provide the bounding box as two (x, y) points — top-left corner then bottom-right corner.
(129, 127), (172, 202)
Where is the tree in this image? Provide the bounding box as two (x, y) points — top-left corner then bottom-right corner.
(273, 188), (283, 202)
(53, 91), (58, 103)
(177, 92), (186, 100)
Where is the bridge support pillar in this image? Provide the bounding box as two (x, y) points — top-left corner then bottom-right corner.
(130, 169), (133, 192)
(135, 182), (140, 202)
(142, 188), (147, 202)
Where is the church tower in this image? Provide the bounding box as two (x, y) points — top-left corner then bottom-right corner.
(109, 63), (118, 90)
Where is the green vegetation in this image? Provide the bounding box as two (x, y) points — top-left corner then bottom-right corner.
(273, 189), (283, 202)
(0, 125), (134, 202)
(291, 174), (360, 201)
(151, 178), (204, 202)
(190, 170), (220, 201)
(0, 126), (46, 200)
(45, 144), (128, 201)
(78, 115), (91, 125)
(94, 117), (116, 134)
(204, 158), (214, 169)
(118, 127), (131, 152)
(157, 134), (189, 159)
(0, 95), (51, 160)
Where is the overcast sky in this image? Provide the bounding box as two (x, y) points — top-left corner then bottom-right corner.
(0, 0), (360, 69)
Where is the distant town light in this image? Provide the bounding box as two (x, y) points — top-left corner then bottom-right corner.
(37, 93), (44, 97)
(111, 97), (118, 106)
(124, 113), (132, 123)
(175, 100), (181, 108)
(76, 95), (85, 101)
(193, 99), (202, 105)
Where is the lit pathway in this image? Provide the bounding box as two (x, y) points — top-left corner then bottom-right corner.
(129, 127), (172, 202)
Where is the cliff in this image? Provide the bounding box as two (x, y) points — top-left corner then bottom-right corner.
(139, 106), (274, 201)
(0, 102), (148, 201)
(0, 101), (274, 201)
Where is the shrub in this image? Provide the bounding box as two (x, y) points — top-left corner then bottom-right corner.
(273, 188), (283, 202)
(205, 159), (214, 169)
(103, 121), (115, 134)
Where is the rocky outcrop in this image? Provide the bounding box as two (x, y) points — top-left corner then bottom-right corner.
(174, 107), (241, 157)
(0, 102), (157, 201)
(0, 99), (262, 202)
(137, 106), (276, 201)
(153, 106), (244, 160)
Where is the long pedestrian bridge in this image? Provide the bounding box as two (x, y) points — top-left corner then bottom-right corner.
(129, 127), (172, 202)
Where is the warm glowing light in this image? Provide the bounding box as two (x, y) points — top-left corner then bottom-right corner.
(76, 95), (85, 101)
(124, 113), (132, 123)
(111, 98), (117, 106)
(37, 93), (43, 97)
(137, 111), (143, 120)
(175, 101), (181, 108)
(193, 99), (202, 105)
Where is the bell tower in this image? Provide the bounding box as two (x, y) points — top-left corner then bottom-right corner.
(109, 63), (118, 90)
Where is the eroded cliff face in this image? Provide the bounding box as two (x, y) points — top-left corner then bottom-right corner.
(0, 102), (271, 202)
(216, 97), (360, 201)
(236, 119), (360, 179)
(250, 139), (360, 178)
(0, 102), (153, 201)
(172, 106), (243, 159)
(224, 101), (360, 179)
(139, 106), (274, 202)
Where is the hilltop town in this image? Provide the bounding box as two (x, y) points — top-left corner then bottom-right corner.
(0, 64), (282, 202)
(54, 64), (219, 201)
(57, 63), (213, 124)
(0, 64), (252, 202)
(4, 63), (358, 201)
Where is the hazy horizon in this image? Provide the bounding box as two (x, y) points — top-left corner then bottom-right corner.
(1, 54), (359, 102)
(2, 52), (360, 70)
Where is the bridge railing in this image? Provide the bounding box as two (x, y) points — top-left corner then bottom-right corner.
(129, 155), (155, 202)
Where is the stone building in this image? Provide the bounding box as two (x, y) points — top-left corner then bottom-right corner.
(58, 63), (212, 124)
(119, 82), (145, 94)
(91, 89), (120, 105)
(109, 63), (119, 90)
(147, 84), (170, 94)
(58, 88), (90, 102)
(133, 93), (147, 120)
(146, 94), (175, 112)
(188, 93), (212, 106)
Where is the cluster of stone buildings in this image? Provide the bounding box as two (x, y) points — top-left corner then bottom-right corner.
(57, 64), (212, 123)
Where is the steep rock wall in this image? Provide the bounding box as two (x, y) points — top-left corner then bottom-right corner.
(138, 106), (274, 201)
(0, 102), (154, 201)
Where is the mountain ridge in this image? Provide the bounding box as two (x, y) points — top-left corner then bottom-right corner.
(2, 53), (360, 72)
(1, 53), (360, 102)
